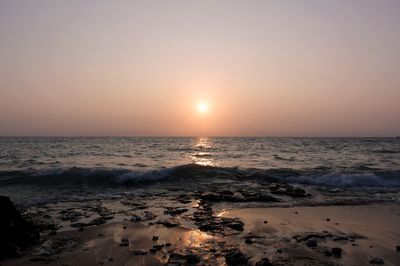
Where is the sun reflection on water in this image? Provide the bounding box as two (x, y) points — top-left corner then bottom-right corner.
(191, 137), (217, 166)
(181, 229), (213, 247)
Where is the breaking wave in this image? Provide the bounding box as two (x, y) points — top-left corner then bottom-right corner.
(0, 164), (399, 188)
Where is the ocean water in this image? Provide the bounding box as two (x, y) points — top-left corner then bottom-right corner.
(0, 137), (399, 206)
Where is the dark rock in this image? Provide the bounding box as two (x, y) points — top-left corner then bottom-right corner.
(156, 218), (181, 228)
(396, 245), (400, 252)
(30, 257), (45, 262)
(326, 218), (331, 221)
(227, 220), (245, 231)
(324, 250), (332, 257)
(71, 216), (113, 228)
(134, 250), (148, 255)
(149, 247), (157, 253)
(276, 249), (282, 254)
(186, 254), (201, 264)
(0, 196), (39, 259)
(245, 238), (253, 244)
(120, 237), (129, 247)
(369, 257), (384, 264)
(332, 236), (348, 241)
(271, 185), (309, 198)
(152, 235), (159, 241)
(255, 257), (273, 266)
(264, 220), (268, 224)
(331, 247), (342, 257)
(306, 239), (318, 248)
(78, 227), (84, 232)
(164, 207), (189, 216)
(130, 214), (142, 222)
(152, 244), (163, 251)
(0, 243), (22, 258)
(225, 249), (249, 265)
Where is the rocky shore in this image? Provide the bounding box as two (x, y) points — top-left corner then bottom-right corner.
(1, 184), (400, 265)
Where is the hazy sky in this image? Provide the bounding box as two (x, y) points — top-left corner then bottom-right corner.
(1, 0), (399, 136)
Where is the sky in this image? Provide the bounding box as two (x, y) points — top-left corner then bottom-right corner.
(0, 0), (399, 137)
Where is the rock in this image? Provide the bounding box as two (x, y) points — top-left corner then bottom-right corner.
(331, 247), (342, 257)
(0, 196), (39, 259)
(306, 239), (318, 248)
(186, 254), (201, 264)
(326, 218), (331, 221)
(130, 214), (142, 222)
(156, 218), (181, 228)
(324, 250), (332, 257)
(225, 249), (249, 265)
(369, 257), (384, 264)
(245, 238), (253, 244)
(255, 257), (273, 266)
(227, 221), (245, 231)
(164, 207), (189, 216)
(152, 244), (163, 251)
(152, 235), (159, 241)
(0, 243), (22, 258)
(134, 250), (148, 255)
(120, 237), (129, 247)
(78, 227), (84, 232)
(264, 220), (268, 224)
(270, 185), (310, 198)
(396, 245), (400, 252)
(71, 216), (113, 228)
(30, 257), (45, 262)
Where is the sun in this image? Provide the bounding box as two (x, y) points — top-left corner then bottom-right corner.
(196, 102), (209, 114)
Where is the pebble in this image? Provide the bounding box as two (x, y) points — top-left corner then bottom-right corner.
(306, 239), (318, 248)
(369, 257), (384, 264)
(120, 237), (129, 247)
(245, 238), (253, 244)
(152, 235), (159, 241)
(331, 247), (342, 257)
(134, 250), (148, 255)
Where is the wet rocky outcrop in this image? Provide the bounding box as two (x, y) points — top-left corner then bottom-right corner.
(0, 196), (40, 259)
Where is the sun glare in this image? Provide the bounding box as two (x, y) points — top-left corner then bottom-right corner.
(196, 102), (209, 114)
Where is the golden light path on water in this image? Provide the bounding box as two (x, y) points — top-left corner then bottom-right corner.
(190, 137), (216, 167)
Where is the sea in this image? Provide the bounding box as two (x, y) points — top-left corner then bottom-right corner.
(1, 137), (399, 207)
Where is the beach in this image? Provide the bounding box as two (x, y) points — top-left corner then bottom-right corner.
(2, 196), (400, 266)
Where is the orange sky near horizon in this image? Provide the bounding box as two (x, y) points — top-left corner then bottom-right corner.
(0, 1), (399, 137)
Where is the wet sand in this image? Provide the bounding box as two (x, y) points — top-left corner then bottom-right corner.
(3, 201), (400, 266)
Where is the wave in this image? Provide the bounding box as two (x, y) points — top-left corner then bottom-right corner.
(0, 164), (399, 188)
